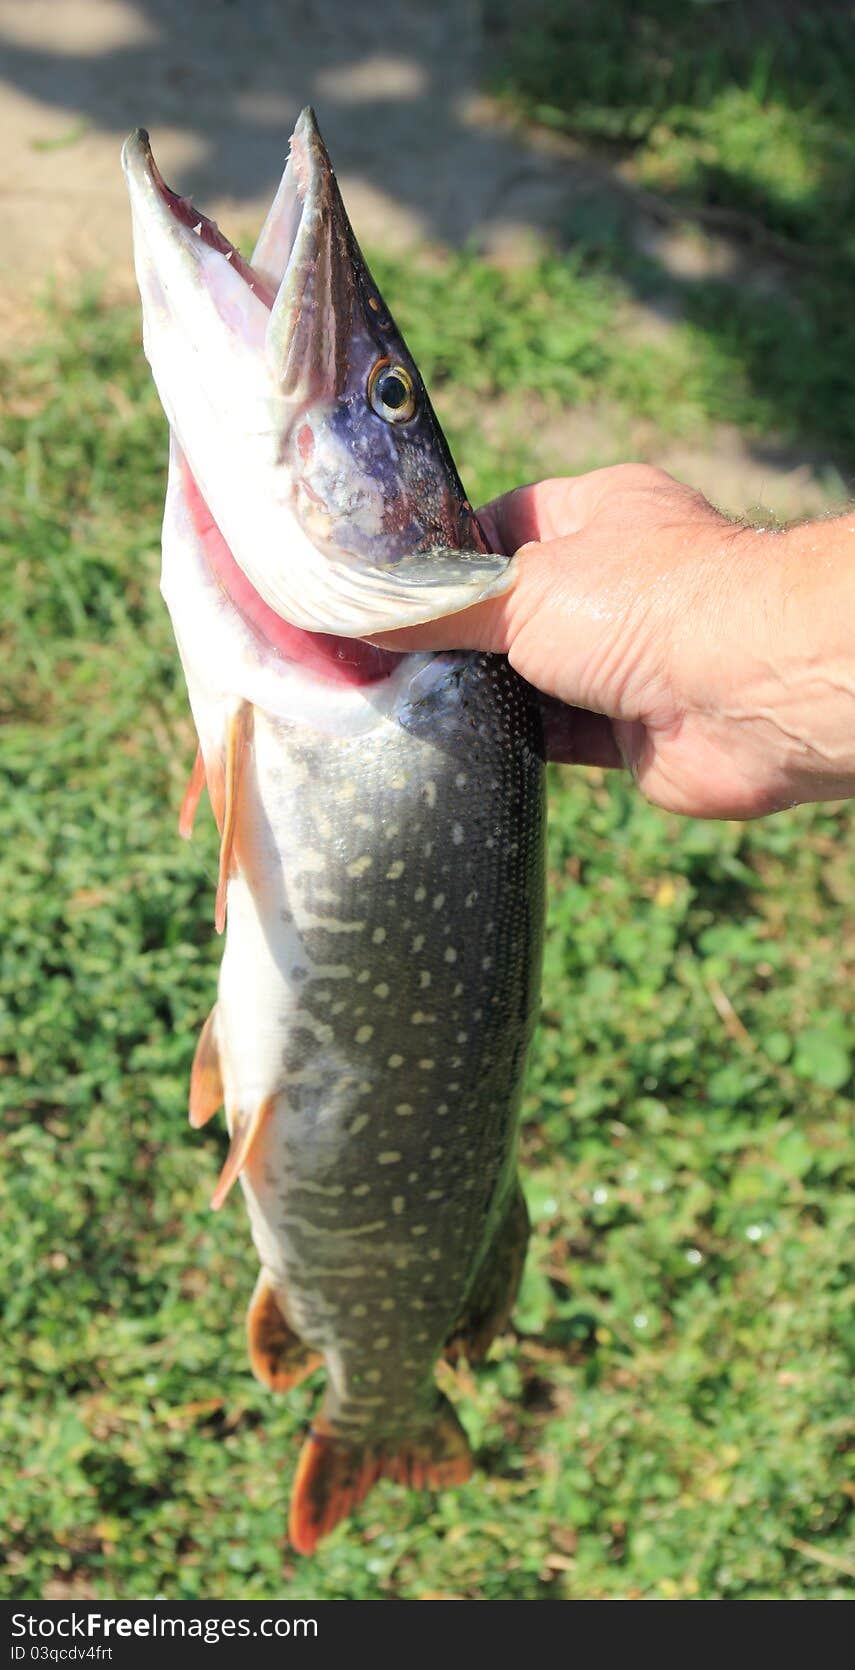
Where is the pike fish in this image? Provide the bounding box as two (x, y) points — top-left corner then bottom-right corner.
(123, 109), (545, 1556)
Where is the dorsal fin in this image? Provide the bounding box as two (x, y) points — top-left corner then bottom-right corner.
(211, 1093), (275, 1211)
(215, 702), (253, 934)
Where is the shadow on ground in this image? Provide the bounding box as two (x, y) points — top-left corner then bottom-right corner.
(2, 0), (853, 491)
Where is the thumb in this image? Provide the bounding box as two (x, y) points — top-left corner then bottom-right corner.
(365, 485), (547, 654)
(364, 586), (513, 655)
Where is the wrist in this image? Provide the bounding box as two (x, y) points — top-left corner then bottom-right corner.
(716, 518), (855, 809)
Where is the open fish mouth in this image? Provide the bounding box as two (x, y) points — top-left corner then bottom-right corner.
(122, 110), (514, 641)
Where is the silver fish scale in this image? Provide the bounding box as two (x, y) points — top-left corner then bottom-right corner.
(235, 652), (545, 1438)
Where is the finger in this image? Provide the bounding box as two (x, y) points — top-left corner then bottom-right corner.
(364, 585), (514, 655)
(479, 474), (600, 551)
(477, 483), (543, 554)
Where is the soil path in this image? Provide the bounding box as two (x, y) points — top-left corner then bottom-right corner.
(0, 0), (842, 516)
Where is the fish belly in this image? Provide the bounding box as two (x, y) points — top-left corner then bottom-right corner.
(216, 651), (545, 1441)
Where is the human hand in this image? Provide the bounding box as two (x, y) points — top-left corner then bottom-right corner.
(374, 465), (855, 819)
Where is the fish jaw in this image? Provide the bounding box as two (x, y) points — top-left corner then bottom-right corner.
(122, 112), (514, 637)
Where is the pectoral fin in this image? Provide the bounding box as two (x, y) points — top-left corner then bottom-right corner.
(215, 702), (253, 934)
(210, 1093), (274, 1211)
(178, 745), (206, 839)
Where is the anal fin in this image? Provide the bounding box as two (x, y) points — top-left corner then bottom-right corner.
(215, 702), (253, 935)
(211, 1093), (275, 1211)
(247, 1272), (321, 1392)
(288, 1394), (472, 1556)
(189, 1004), (223, 1129)
(445, 1180), (530, 1363)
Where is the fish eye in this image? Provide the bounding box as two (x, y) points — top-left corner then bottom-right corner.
(367, 359), (416, 423)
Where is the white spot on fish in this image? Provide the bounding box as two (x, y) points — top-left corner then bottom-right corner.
(352, 1182), (370, 1196)
(392, 1196), (405, 1214)
(465, 890), (478, 908)
(373, 1336), (390, 1351)
(373, 982), (390, 999)
(386, 860), (405, 880)
(432, 894), (445, 911)
(301, 915), (366, 934)
(452, 824), (464, 845)
(378, 1151), (401, 1164)
(419, 971), (432, 989)
(412, 933), (425, 952)
(347, 855), (373, 878)
(429, 1145), (443, 1159)
(424, 781), (437, 808)
(455, 773), (467, 788)
(355, 1024), (374, 1044)
(419, 1059), (435, 1072)
(371, 926), (387, 945)
(351, 1303), (367, 1317)
(444, 947), (458, 963)
(388, 1053), (404, 1069)
(410, 1225), (428, 1236)
(395, 1103), (414, 1117)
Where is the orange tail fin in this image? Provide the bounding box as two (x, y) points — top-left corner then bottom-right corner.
(288, 1396), (472, 1556)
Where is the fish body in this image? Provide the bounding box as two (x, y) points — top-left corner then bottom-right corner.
(124, 110), (545, 1553)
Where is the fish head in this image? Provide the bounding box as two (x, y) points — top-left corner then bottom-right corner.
(122, 108), (511, 639)
(266, 111), (487, 574)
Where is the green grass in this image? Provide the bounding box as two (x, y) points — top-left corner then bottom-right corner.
(487, 0), (855, 476)
(488, 0), (855, 254)
(2, 274), (852, 1601)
